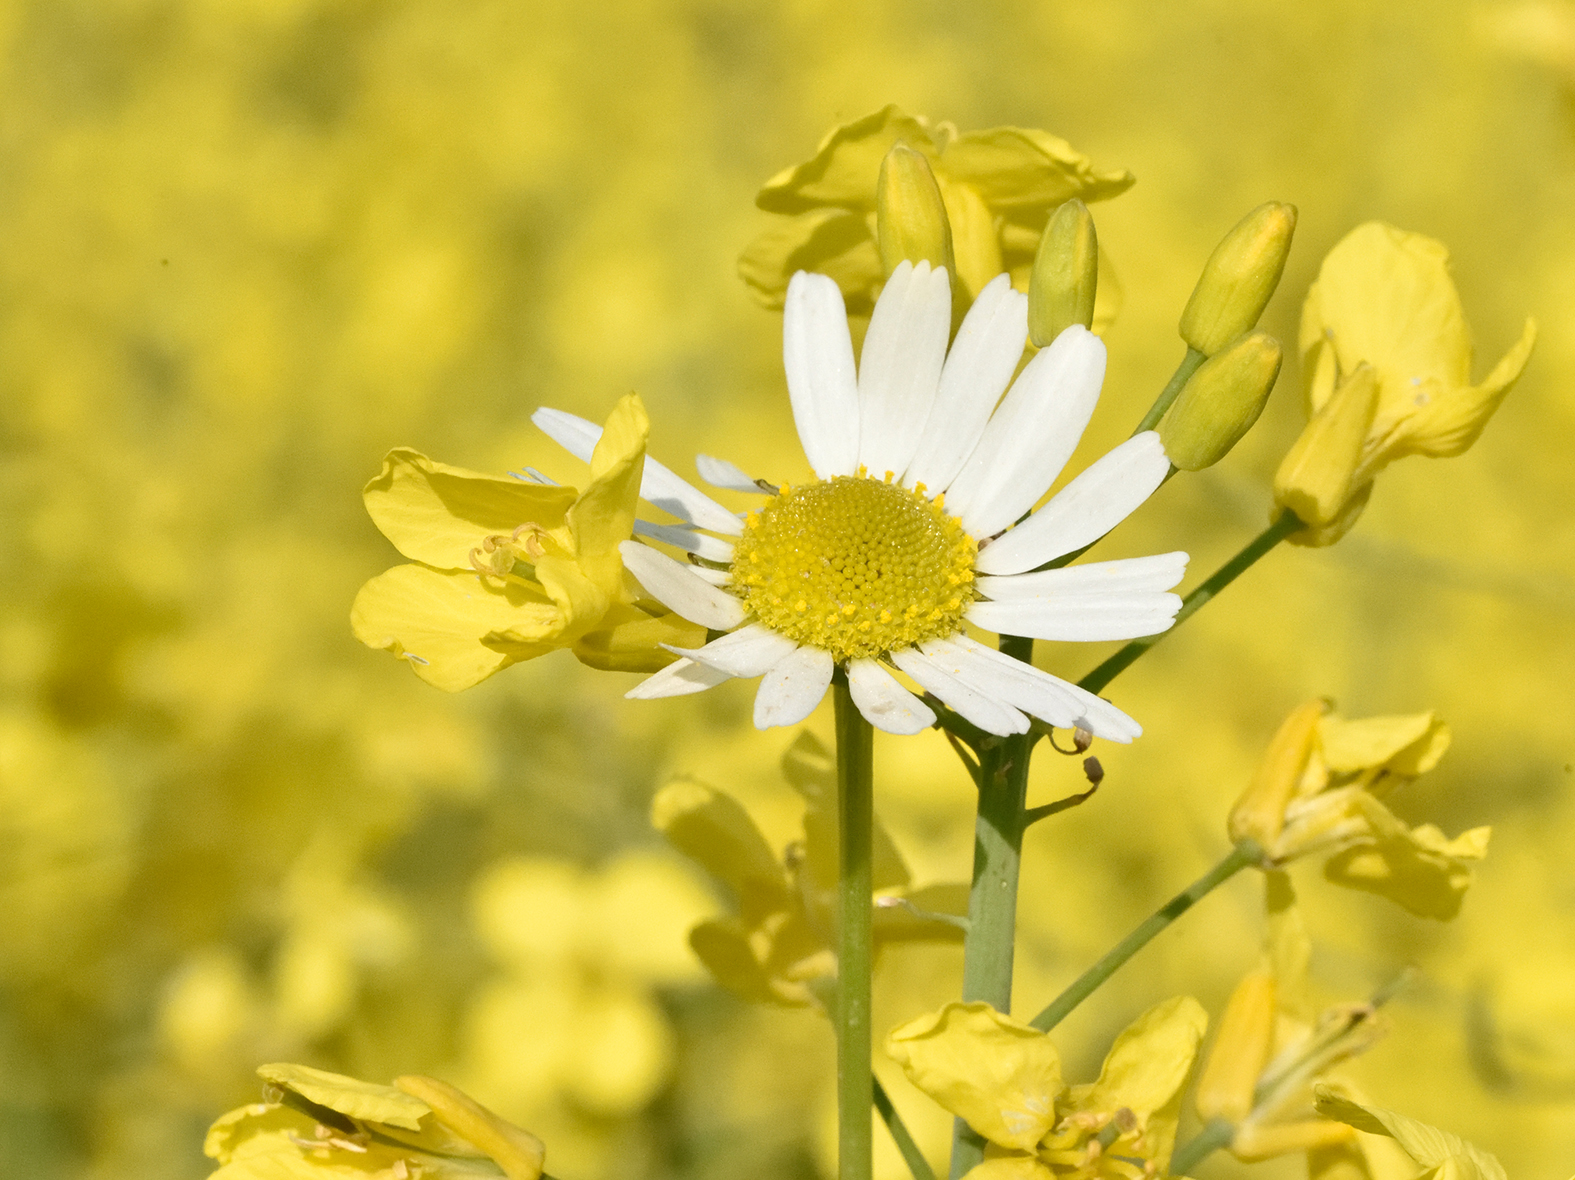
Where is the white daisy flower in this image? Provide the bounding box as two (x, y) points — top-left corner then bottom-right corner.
(533, 262), (1185, 740)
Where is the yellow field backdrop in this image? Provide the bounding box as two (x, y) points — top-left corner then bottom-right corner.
(2, 2), (1573, 1178)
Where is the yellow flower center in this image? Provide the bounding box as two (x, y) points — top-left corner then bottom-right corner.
(730, 473), (977, 662)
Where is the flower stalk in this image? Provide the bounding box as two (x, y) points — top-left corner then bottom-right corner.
(1134, 348), (1207, 435)
(835, 678), (877, 1180)
(1028, 840), (1262, 1032)
(1078, 510), (1302, 695)
(949, 634), (1035, 1179)
(874, 1077), (938, 1180)
(1170, 1116), (1237, 1175)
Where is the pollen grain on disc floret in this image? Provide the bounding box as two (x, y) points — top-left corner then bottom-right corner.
(730, 471), (977, 662)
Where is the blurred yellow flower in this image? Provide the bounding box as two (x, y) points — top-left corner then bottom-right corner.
(739, 104), (1132, 317)
(351, 392), (704, 690)
(1227, 699), (1489, 919)
(0, 712), (132, 982)
(886, 995), (1206, 1180)
(653, 731), (967, 1005)
(1275, 222), (1537, 545)
(205, 1062), (544, 1180)
(1194, 875), (1386, 1163)
(460, 850), (716, 1125)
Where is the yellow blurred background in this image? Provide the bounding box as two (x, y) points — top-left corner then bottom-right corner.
(2, 1), (1573, 1178)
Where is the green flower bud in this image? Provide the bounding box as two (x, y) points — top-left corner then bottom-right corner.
(875, 143), (955, 278)
(1159, 332), (1282, 470)
(1178, 202), (1297, 355)
(1028, 199), (1098, 346)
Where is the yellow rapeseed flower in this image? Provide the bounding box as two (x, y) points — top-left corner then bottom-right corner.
(886, 995), (1206, 1180)
(461, 851), (714, 1121)
(351, 393), (703, 690)
(1275, 222), (1537, 545)
(1227, 701), (1488, 919)
(205, 1062), (545, 1180)
(1195, 875), (1388, 1164)
(739, 104), (1132, 318)
(652, 732), (967, 1005)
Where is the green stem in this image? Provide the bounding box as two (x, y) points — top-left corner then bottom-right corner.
(1134, 347), (1207, 435)
(874, 1076), (937, 1180)
(950, 635), (1035, 1180)
(1170, 1118), (1235, 1176)
(1028, 842), (1260, 1032)
(834, 680), (876, 1180)
(1078, 510), (1301, 696)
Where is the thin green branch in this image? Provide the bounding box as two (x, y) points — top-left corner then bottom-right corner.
(834, 681), (875, 1180)
(874, 1076), (937, 1180)
(1078, 510), (1302, 696)
(930, 701), (991, 750)
(943, 728), (983, 787)
(1134, 347), (1207, 435)
(1028, 841), (1262, 1032)
(1170, 1117), (1235, 1176)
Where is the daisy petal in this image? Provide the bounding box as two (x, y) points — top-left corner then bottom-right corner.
(530, 405), (601, 459)
(664, 623), (799, 678)
(931, 635), (1140, 742)
(784, 272), (861, 478)
(857, 261), (952, 479)
(977, 552), (1189, 600)
(637, 456), (745, 535)
(945, 325), (1106, 539)
(685, 565), (732, 586)
(618, 540), (748, 630)
(904, 275), (1030, 493)
(753, 645), (835, 728)
(967, 593), (1182, 642)
(533, 407), (742, 535)
(625, 657), (733, 699)
(632, 520), (737, 563)
(920, 637), (1136, 740)
(975, 432), (1172, 575)
(696, 453), (767, 494)
(889, 647), (1030, 736)
(847, 658), (937, 735)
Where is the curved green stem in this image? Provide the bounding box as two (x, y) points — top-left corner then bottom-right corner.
(1078, 510), (1301, 696)
(874, 1076), (936, 1180)
(1170, 1117), (1235, 1176)
(835, 681), (875, 1180)
(1028, 842), (1260, 1032)
(1134, 347), (1207, 435)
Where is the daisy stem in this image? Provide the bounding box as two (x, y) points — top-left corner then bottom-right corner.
(1133, 347), (1207, 434)
(1077, 510), (1303, 696)
(834, 677), (876, 1180)
(1026, 840), (1261, 1032)
(949, 634), (1036, 1180)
